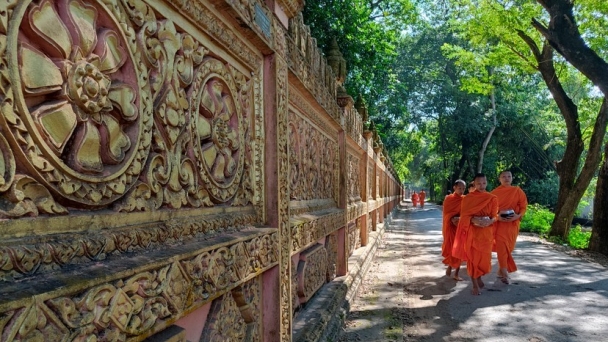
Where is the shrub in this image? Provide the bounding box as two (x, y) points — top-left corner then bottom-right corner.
(567, 225), (591, 249)
(520, 204), (554, 235)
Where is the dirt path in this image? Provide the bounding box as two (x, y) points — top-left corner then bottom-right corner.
(338, 202), (608, 342)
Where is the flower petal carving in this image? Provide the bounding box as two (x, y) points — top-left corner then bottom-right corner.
(19, 44), (63, 95)
(108, 85), (137, 121)
(73, 120), (102, 172)
(96, 30), (127, 74)
(28, 0), (72, 59)
(66, 0), (98, 57)
(100, 114), (131, 164)
(34, 101), (78, 152)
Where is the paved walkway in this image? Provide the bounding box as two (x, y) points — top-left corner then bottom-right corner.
(339, 202), (608, 342)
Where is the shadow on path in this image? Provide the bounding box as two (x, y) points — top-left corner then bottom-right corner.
(339, 202), (608, 342)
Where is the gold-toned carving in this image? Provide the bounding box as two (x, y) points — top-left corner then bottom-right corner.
(291, 209), (344, 253)
(289, 112), (337, 202)
(0, 175), (67, 218)
(1, 0), (154, 210)
(190, 58), (248, 203)
(0, 212), (258, 280)
(0, 231), (277, 341)
(169, 0), (262, 69)
(296, 243), (327, 303)
(1, 302), (69, 342)
(325, 233), (337, 282)
(347, 221), (359, 256)
(232, 277), (262, 341)
(348, 153), (361, 204)
(202, 291), (247, 341)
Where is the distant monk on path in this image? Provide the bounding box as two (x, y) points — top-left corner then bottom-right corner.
(419, 190), (426, 208)
(456, 173), (498, 295)
(491, 170), (528, 284)
(411, 191), (419, 208)
(442, 180), (466, 280)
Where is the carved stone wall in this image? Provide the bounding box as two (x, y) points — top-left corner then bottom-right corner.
(0, 1), (402, 341)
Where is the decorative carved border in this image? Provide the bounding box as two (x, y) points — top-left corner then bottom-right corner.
(290, 208), (344, 254)
(273, 19), (292, 342)
(0, 229), (278, 341)
(167, 0), (263, 68)
(347, 202), (366, 223)
(0, 209), (258, 281)
(296, 243), (327, 303)
(289, 87), (339, 138)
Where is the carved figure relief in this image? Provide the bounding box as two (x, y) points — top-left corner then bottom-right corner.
(288, 111), (337, 202)
(348, 153), (361, 203)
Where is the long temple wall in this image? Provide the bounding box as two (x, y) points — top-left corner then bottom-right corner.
(0, 0), (401, 341)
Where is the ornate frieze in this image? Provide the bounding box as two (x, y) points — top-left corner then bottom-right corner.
(272, 23), (292, 342)
(288, 111), (338, 203)
(0, 229), (277, 341)
(347, 201), (366, 223)
(290, 208), (344, 254)
(347, 153), (361, 204)
(286, 14), (342, 126)
(0, 0), (264, 227)
(296, 243), (327, 303)
(167, 0), (262, 69)
(0, 210), (258, 281)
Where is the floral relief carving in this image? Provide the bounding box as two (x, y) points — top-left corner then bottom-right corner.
(0, 0), (154, 211)
(291, 209), (344, 253)
(325, 233), (337, 282)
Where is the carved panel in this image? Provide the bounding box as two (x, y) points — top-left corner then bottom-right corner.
(286, 14), (341, 125)
(288, 111), (338, 203)
(347, 221), (359, 256)
(202, 276), (261, 342)
(347, 153), (361, 204)
(367, 162), (373, 200)
(0, 211), (258, 281)
(325, 233), (337, 282)
(296, 243), (327, 303)
(291, 209), (344, 253)
(0, 0), (263, 222)
(0, 231), (277, 341)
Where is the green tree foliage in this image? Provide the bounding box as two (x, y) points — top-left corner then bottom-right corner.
(302, 0), (420, 180)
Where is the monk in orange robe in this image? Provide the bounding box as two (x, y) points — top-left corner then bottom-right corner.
(457, 173), (498, 295)
(419, 190), (426, 208)
(491, 170), (528, 284)
(442, 180), (466, 280)
(411, 191), (419, 208)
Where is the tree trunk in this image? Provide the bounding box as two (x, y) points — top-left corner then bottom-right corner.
(590, 142), (608, 255)
(477, 91), (497, 173)
(517, 33), (608, 240)
(533, 0), (608, 96)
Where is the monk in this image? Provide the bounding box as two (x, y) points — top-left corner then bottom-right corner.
(411, 191), (419, 208)
(442, 180), (466, 280)
(419, 190), (426, 208)
(491, 170), (528, 284)
(456, 173), (498, 295)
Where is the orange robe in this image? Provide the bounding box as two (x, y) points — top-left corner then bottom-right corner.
(454, 191), (498, 279)
(491, 185), (528, 273)
(419, 191), (426, 207)
(411, 193), (419, 207)
(442, 193), (463, 268)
